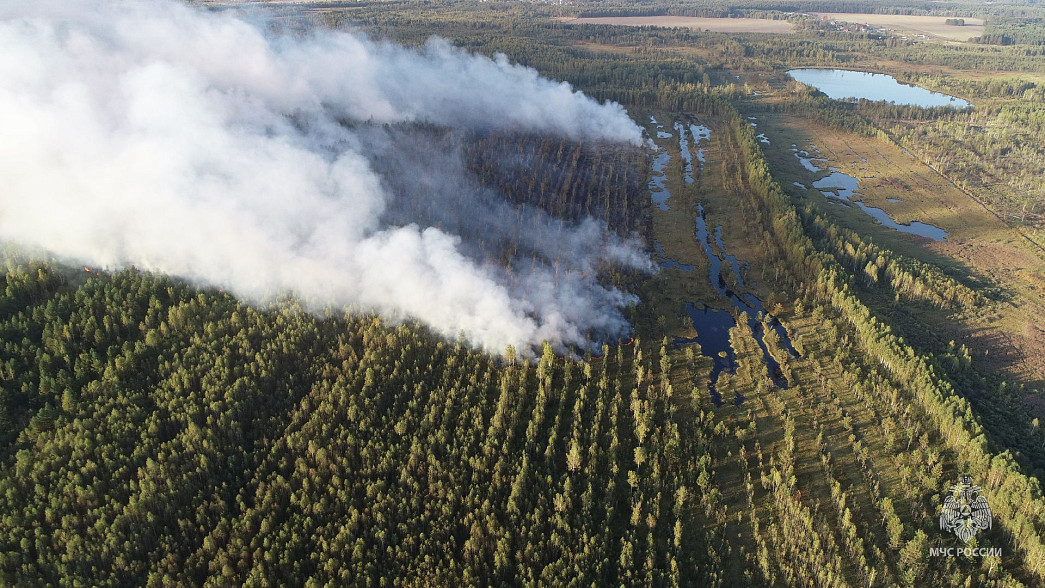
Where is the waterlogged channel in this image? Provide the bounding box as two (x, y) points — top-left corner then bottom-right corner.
(654, 241), (693, 271)
(808, 162), (949, 241)
(791, 144), (827, 173)
(690, 124), (710, 165)
(813, 171), (859, 200)
(854, 202), (948, 241)
(674, 121), (712, 184)
(648, 116), (671, 210)
(674, 122), (694, 184)
(648, 117), (797, 405)
(682, 204), (799, 405)
(649, 116), (713, 210)
(676, 304), (736, 405)
(649, 150), (671, 210)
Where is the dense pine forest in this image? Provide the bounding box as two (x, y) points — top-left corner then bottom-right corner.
(0, 266), (691, 584)
(5, 0), (1045, 585)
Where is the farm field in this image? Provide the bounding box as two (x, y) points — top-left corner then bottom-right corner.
(815, 12), (985, 41)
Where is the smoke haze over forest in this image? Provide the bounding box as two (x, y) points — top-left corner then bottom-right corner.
(0, 0), (649, 353)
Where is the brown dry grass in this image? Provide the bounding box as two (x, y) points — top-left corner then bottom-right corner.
(815, 13), (984, 41)
(758, 108), (1045, 395)
(561, 16), (794, 34)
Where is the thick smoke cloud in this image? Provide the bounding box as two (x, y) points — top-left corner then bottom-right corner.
(0, 0), (649, 353)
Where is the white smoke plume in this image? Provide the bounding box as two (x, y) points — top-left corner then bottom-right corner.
(0, 0), (649, 353)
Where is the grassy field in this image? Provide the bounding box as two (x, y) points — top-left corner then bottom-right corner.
(746, 106), (1045, 400)
(562, 16), (794, 33)
(815, 12), (985, 42)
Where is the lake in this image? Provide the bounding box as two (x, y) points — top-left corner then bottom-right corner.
(787, 69), (970, 109)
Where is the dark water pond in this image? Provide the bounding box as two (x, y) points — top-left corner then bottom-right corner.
(678, 303), (737, 405)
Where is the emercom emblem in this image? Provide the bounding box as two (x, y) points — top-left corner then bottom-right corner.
(939, 475), (992, 543)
